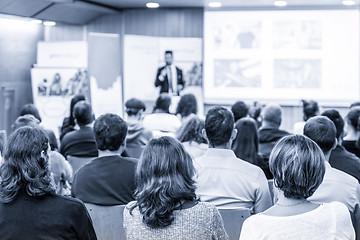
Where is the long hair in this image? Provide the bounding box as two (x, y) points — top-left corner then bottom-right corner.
(0, 127), (55, 203)
(232, 117), (258, 164)
(177, 116), (206, 144)
(131, 136), (197, 228)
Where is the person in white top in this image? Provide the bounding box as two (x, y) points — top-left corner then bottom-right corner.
(240, 135), (355, 240)
(303, 116), (360, 212)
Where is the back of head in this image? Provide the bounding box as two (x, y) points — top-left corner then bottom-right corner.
(19, 104), (42, 122)
(12, 114), (40, 131)
(125, 98), (146, 116)
(73, 101), (93, 126)
(302, 100), (319, 121)
(134, 136), (196, 228)
(232, 117), (258, 162)
(350, 102), (360, 109)
(346, 107), (360, 131)
(321, 109), (344, 139)
(1, 127), (54, 203)
(303, 116), (336, 153)
(177, 115), (206, 144)
(262, 103), (282, 127)
(231, 101), (248, 122)
(69, 94), (86, 125)
(153, 95), (171, 113)
(176, 94), (198, 118)
(94, 114), (127, 151)
(270, 134), (325, 199)
(205, 106), (234, 147)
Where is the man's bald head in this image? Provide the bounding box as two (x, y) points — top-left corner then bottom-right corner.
(262, 103), (282, 128)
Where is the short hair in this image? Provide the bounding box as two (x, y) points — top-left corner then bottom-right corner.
(262, 103), (282, 126)
(20, 104), (42, 122)
(131, 136), (197, 228)
(176, 94), (198, 118)
(1, 127), (54, 203)
(270, 134), (326, 199)
(153, 95), (171, 113)
(12, 114), (39, 131)
(93, 114), (127, 151)
(125, 98), (146, 116)
(302, 100), (319, 121)
(346, 108), (360, 130)
(68, 95), (86, 126)
(73, 101), (93, 126)
(303, 116), (336, 153)
(165, 50), (173, 56)
(205, 107), (234, 147)
(321, 109), (344, 139)
(350, 102), (360, 109)
(177, 116), (206, 144)
(231, 101), (248, 122)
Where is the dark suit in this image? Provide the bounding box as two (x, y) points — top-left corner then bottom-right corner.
(154, 65), (184, 95)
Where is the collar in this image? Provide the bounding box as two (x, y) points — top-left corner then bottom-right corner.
(204, 148), (237, 158)
(324, 161), (332, 170)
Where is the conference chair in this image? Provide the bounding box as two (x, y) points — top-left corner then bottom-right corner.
(66, 155), (94, 182)
(218, 208), (251, 240)
(85, 203), (126, 240)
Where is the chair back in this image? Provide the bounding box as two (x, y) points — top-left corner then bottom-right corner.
(85, 203), (126, 240)
(218, 208), (251, 240)
(67, 155), (93, 175)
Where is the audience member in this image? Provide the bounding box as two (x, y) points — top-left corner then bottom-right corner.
(19, 103), (58, 151)
(72, 114), (137, 205)
(258, 103), (290, 162)
(177, 115), (207, 158)
(304, 116), (360, 212)
(175, 93), (198, 123)
(232, 117), (272, 179)
(322, 109), (360, 182)
(60, 101), (98, 158)
(124, 137), (228, 240)
(248, 101), (262, 128)
(350, 102), (360, 109)
(143, 95), (181, 137)
(125, 98), (153, 158)
(240, 135), (354, 239)
(60, 94), (86, 140)
(194, 107), (272, 212)
(0, 127), (96, 239)
(343, 108), (360, 158)
(293, 100), (319, 134)
(231, 100), (248, 122)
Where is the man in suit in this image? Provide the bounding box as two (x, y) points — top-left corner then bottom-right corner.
(154, 50), (184, 95)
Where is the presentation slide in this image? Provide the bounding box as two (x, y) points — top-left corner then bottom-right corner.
(204, 10), (359, 105)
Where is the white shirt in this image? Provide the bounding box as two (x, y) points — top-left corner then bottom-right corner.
(240, 201), (355, 240)
(194, 148), (272, 213)
(143, 113), (181, 138)
(308, 161), (360, 212)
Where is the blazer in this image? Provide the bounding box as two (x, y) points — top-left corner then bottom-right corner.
(154, 65), (184, 95)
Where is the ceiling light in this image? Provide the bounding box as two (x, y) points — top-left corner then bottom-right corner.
(342, 0), (356, 6)
(146, 2), (160, 8)
(208, 2), (222, 7)
(43, 21), (56, 26)
(31, 19), (43, 24)
(274, 0), (287, 7)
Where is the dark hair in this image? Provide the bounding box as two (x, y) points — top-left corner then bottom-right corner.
(165, 50), (173, 56)
(205, 107), (234, 147)
(270, 135), (325, 199)
(125, 98), (146, 116)
(231, 101), (248, 122)
(350, 102), (360, 108)
(19, 104), (42, 122)
(232, 118), (258, 164)
(303, 116), (336, 153)
(68, 95), (86, 126)
(176, 94), (198, 118)
(131, 137), (197, 228)
(1, 127), (54, 203)
(302, 100), (319, 121)
(177, 116), (206, 144)
(321, 110), (344, 139)
(93, 114), (127, 151)
(73, 101), (93, 126)
(153, 95), (171, 113)
(346, 108), (360, 131)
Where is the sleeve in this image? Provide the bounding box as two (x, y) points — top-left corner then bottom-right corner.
(211, 206), (229, 240)
(74, 202), (98, 240)
(239, 217), (255, 240)
(177, 68), (184, 87)
(155, 67), (163, 87)
(334, 202), (356, 240)
(253, 169), (273, 214)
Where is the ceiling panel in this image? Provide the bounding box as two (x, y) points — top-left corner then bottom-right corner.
(0, 0), (52, 17)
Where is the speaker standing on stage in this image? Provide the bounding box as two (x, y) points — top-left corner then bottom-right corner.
(154, 50), (184, 95)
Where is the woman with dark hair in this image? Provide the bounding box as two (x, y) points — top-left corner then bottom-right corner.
(343, 108), (360, 158)
(176, 94), (198, 122)
(177, 116), (207, 158)
(240, 135), (354, 239)
(0, 127), (96, 239)
(124, 136), (228, 239)
(60, 94), (86, 140)
(232, 117), (272, 179)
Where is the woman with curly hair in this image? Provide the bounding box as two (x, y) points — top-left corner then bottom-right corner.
(0, 127), (96, 240)
(124, 136), (228, 240)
